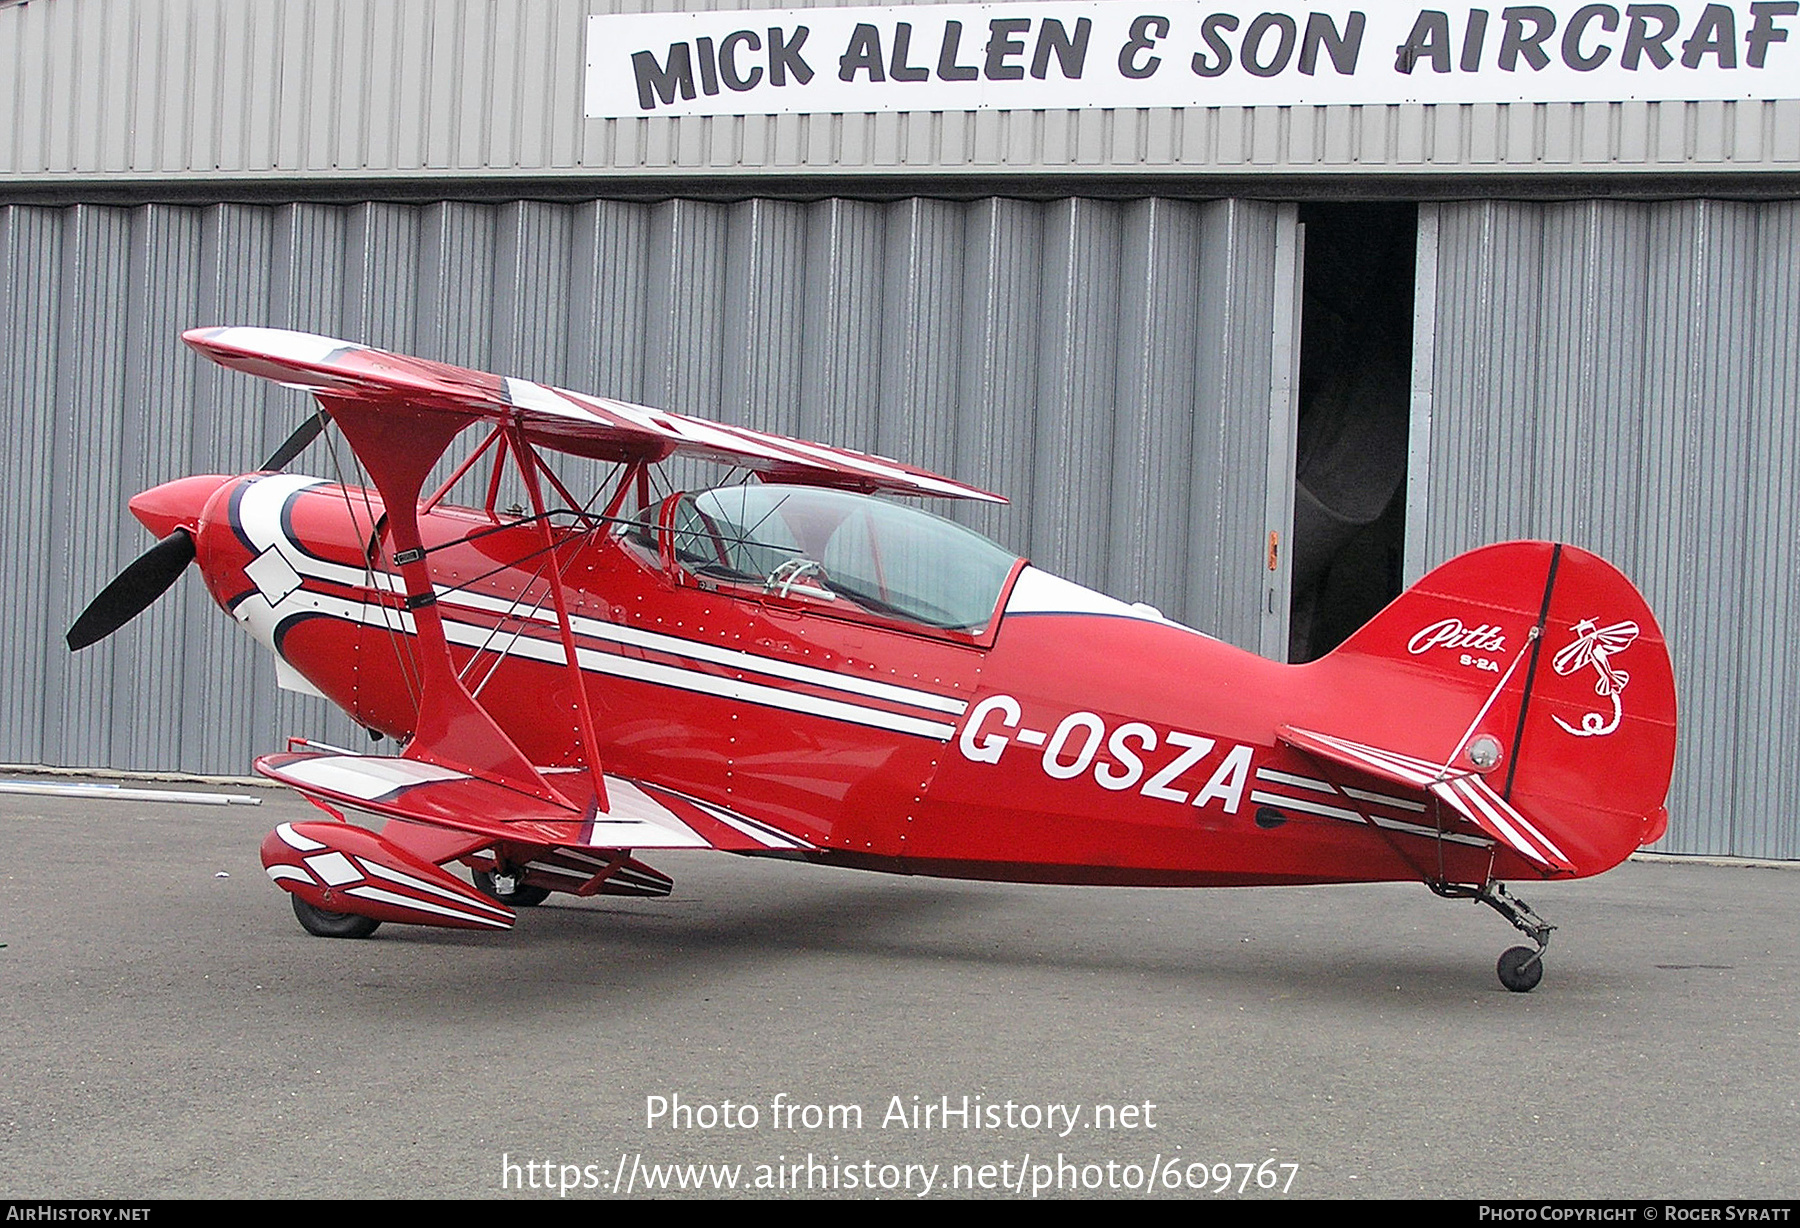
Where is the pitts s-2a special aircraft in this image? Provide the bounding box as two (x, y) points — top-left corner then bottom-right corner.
(68, 328), (1676, 992)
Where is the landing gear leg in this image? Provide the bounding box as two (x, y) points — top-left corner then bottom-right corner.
(474, 867), (551, 908)
(1432, 880), (1555, 992)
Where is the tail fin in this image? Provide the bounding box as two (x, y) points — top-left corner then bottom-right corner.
(1315, 541), (1676, 877)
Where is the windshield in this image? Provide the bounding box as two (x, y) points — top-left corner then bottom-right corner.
(669, 484), (1018, 632)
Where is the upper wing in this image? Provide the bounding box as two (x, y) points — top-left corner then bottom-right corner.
(183, 326), (1005, 504)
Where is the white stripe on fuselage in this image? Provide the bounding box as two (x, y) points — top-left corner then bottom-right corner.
(230, 476), (962, 740)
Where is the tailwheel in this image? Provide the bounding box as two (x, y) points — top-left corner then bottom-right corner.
(1430, 880), (1554, 992)
(474, 868), (551, 908)
(1497, 945), (1544, 993)
(291, 893), (381, 939)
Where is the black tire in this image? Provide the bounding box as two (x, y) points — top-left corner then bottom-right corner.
(1497, 945), (1544, 993)
(473, 869), (551, 908)
(291, 893), (381, 939)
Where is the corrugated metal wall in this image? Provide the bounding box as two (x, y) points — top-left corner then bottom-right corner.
(11, 191), (1792, 859)
(1422, 198), (1800, 859)
(5, 0), (1798, 184)
(0, 195), (1281, 778)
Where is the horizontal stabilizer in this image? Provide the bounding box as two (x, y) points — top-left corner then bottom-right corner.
(1278, 726), (1577, 874)
(256, 751), (814, 855)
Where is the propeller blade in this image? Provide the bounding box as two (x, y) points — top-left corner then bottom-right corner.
(69, 408), (314, 654)
(262, 412), (327, 471)
(65, 529), (197, 652)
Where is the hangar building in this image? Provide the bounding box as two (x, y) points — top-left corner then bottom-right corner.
(3, 0), (1796, 857)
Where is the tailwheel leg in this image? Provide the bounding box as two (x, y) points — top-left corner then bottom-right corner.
(1480, 883), (1553, 993)
(1432, 881), (1555, 993)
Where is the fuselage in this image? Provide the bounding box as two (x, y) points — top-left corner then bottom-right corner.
(155, 471), (1552, 888)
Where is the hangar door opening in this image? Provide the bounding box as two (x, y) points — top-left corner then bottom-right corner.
(1282, 203), (1419, 663)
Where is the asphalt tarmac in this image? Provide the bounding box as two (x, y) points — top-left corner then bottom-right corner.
(1, 779), (1795, 1200)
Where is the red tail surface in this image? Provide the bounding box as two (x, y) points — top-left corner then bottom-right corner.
(1312, 542), (1677, 878)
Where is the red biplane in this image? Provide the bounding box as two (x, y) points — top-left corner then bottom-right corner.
(68, 327), (1677, 992)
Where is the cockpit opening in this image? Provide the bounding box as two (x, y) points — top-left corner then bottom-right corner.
(646, 484), (1020, 633)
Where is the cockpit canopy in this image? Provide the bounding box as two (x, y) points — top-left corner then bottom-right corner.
(663, 484), (1020, 633)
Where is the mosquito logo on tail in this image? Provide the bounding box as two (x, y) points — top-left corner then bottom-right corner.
(1551, 618), (1640, 737)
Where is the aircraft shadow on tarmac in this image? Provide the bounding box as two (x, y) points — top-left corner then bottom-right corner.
(266, 862), (1608, 1014)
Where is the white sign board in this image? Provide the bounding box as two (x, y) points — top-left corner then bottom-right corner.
(585, 2), (1800, 118)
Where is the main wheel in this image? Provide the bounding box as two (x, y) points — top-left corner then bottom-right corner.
(474, 869), (551, 908)
(1497, 945), (1544, 993)
(291, 893), (381, 939)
